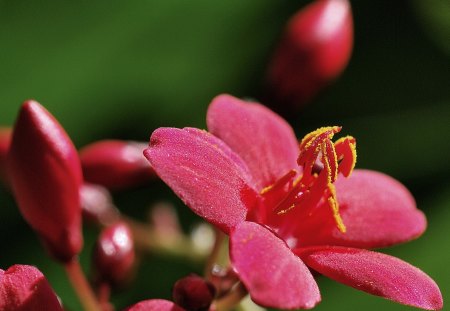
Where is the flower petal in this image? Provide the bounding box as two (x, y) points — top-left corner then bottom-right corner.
(293, 169), (426, 248)
(0, 265), (63, 311)
(230, 221), (320, 310)
(144, 127), (258, 234)
(124, 299), (185, 311)
(297, 246), (443, 310)
(207, 94), (299, 189)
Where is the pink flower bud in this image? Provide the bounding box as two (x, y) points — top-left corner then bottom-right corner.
(0, 264), (63, 311)
(80, 183), (120, 226)
(267, 0), (353, 107)
(172, 274), (216, 311)
(7, 100), (83, 262)
(79, 140), (155, 190)
(92, 222), (135, 287)
(0, 127), (12, 186)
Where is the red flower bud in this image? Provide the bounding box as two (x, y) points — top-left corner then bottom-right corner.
(0, 127), (12, 186)
(0, 264), (63, 311)
(79, 140), (155, 190)
(267, 0), (353, 107)
(7, 100), (83, 262)
(172, 274), (216, 311)
(92, 222), (135, 287)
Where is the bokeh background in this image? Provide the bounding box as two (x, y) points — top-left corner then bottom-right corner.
(0, 0), (449, 310)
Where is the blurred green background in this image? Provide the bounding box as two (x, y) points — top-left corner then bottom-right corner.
(0, 0), (449, 310)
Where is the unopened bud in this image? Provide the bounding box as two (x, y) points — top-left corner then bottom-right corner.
(92, 222), (135, 287)
(267, 0), (353, 108)
(80, 140), (155, 190)
(80, 183), (120, 226)
(172, 274), (215, 311)
(8, 100), (83, 262)
(0, 127), (12, 186)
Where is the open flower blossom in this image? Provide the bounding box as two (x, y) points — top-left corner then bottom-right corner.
(7, 100), (83, 262)
(0, 264), (63, 311)
(144, 94), (443, 310)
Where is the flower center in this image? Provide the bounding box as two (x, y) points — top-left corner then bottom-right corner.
(260, 126), (356, 233)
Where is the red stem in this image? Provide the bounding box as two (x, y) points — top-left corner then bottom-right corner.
(64, 259), (102, 311)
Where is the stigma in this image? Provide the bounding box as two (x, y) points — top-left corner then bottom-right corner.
(261, 126), (357, 233)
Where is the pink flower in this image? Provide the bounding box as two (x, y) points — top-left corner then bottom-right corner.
(267, 0), (353, 107)
(7, 100), (83, 262)
(0, 264), (63, 311)
(125, 299), (185, 311)
(144, 94), (443, 310)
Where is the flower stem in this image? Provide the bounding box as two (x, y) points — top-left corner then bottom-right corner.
(213, 282), (248, 311)
(64, 259), (102, 311)
(205, 229), (225, 278)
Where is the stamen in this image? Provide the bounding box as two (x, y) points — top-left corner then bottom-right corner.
(260, 169), (297, 195)
(298, 126), (340, 184)
(327, 184), (346, 233)
(263, 126), (355, 235)
(334, 136), (357, 177)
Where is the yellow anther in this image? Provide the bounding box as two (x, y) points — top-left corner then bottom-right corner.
(334, 136), (357, 177)
(327, 184), (346, 233)
(299, 126), (341, 151)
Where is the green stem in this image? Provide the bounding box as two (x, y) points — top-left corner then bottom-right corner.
(64, 259), (102, 311)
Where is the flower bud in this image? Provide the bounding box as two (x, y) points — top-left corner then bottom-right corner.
(267, 0), (353, 108)
(0, 264), (63, 311)
(92, 222), (135, 287)
(172, 274), (216, 311)
(80, 183), (120, 226)
(79, 140), (155, 190)
(7, 100), (83, 262)
(0, 127), (12, 186)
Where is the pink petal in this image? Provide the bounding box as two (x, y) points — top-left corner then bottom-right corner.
(7, 100), (83, 262)
(230, 221), (320, 310)
(206, 94), (299, 190)
(0, 265), (63, 311)
(144, 127), (258, 234)
(80, 140), (155, 190)
(293, 169), (426, 248)
(124, 299), (185, 311)
(297, 246), (443, 310)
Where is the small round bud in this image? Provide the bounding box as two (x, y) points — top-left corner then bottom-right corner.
(92, 222), (135, 287)
(172, 274), (216, 311)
